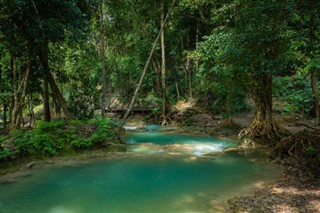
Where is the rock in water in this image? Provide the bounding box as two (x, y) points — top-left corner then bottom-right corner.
(27, 162), (35, 169)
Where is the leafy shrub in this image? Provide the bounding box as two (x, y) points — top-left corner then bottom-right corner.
(71, 138), (92, 148)
(89, 117), (115, 144)
(35, 120), (65, 132)
(0, 135), (11, 160)
(0, 147), (11, 160)
(14, 129), (64, 156)
(12, 120), (66, 156)
(9, 118), (119, 157)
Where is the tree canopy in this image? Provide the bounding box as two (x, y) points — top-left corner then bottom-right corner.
(0, 0), (319, 143)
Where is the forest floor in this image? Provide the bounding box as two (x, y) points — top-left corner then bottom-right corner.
(227, 158), (320, 213)
(225, 117), (320, 213)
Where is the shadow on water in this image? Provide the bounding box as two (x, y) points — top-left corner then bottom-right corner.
(1, 129), (280, 213)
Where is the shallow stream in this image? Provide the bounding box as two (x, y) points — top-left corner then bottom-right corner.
(1, 126), (279, 213)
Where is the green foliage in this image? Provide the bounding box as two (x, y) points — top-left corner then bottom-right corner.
(274, 73), (319, 116)
(0, 135), (11, 160)
(68, 118), (116, 148)
(12, 121), (65, 156)
(90, 117), (115, 143)
(59, 45), (100, 120)
(9, 118), (118, 157)
(0, 147), (11, 160)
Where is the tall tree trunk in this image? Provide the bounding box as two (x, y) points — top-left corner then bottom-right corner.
(225, 91), (233, 124)
(10, 95), (14, 126)
(100, 0), (107, 117)
(309, 10), (319, 124)
(173, 69), (180, 100)
(186, 58), (193, 98)
(28, 93), (35, 127)
(11, 52), (18, 128)
(43, 77), (51, 122)
(311, 70), (319, 124)
(10, 53), (32, 130)
(160, 0), (169, 125)
(3, 103), (7, 128)
(151, 58), (162, 97)
(0, 65), (7, 128)
(38, 46), (73, 120)
(239, 74), (284, 145)
(120, 0), (176, 127)
(52, 94), (62, 119)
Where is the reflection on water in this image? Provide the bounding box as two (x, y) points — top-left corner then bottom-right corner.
(1, 131), (279, 213)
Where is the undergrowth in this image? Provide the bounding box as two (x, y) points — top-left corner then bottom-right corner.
(0, 118), (123, 161)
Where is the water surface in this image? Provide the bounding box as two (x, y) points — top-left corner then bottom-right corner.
(1, 130), (279, 213)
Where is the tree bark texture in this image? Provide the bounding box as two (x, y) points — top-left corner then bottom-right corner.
(43, 77), (51, 122)
(239, 74), (284, 145)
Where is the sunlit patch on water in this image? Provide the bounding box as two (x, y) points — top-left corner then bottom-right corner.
(127, 142), (227, 156)
(123, 125), (138, 131)
(47, 206), (76, 213)
(125, 132), (235, 156)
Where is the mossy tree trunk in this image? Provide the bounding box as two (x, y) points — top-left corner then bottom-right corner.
(239, 73), (283, 145)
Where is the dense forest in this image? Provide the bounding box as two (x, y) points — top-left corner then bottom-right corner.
(1, 1), (319, 140)
(0, 0), (320, 212)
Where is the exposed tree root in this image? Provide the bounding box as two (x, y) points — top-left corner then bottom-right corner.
(239, 121), (289, 146)
(271, 129), (320, 176)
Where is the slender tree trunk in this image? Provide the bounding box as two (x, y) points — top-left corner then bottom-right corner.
(0, 66), (7, 128)
(28, 93), (35, 127)
(173, 69), (180, 100)
(120, 0), (176, 127)
(160, 0), (170, 125)
(3, 103), (7, 128)
(52, 95), (61, 119)
(225, 91), (233, 124)
(100, 0), (107, 117)
(11, 52), (18, 128)
(20, 110), (24, 127)
(9, 95), (14, 126)
(11, 53), (32, 130)
(309, 10), (319, 124)
(311, 70), (319, 124)
(239, 74), (284, 145)
(186, 58), (193, 98)
(38, 46), (73, 120)
(151, 58), (162, 97)
(43, 77), (51, 122)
